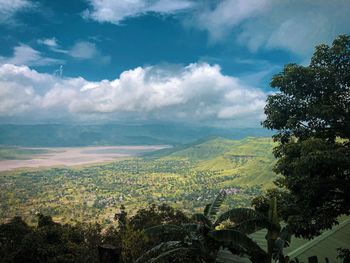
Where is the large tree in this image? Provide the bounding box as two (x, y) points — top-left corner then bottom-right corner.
(263, 35), (350, 238)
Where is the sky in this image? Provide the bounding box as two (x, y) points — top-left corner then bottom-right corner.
(0, 0), (349, 127)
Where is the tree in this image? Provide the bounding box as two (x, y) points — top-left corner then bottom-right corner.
(136, 191), (292, 263)
(263, 35), (350, 238)
(0, 217), (32, 262)
(129, 203), (191, 230)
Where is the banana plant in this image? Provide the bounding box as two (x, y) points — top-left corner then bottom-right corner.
(136, 190), (272, 263)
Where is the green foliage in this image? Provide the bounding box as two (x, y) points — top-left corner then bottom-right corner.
(0, 198), (292, 263)
(214, 208), (275, 234)
(0, 215), (110, 263)
(129, 203), (191, 230)
(206, 190), (226, 221)
(252, 188), (295, 222)
(208, 229), (266, 261)
(0, 204), (190, 263)
(138, 191), (271, 263)
(263, 35), (350, 238)
(337, 247), (350, 260)
(119, 224), (149, 262)
(0, 217), (32, 261)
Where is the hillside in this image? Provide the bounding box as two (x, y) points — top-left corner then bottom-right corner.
(152, 136), (277, 186)
(0, 137), (278, 225)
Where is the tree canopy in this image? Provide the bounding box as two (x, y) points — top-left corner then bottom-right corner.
(263, 35), (350, 238)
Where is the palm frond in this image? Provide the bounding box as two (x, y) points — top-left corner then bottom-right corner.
(144, 224), (187, 240)
(203, 203), (211, 216)
(135, 241), (183, 263)
(209, 229), (266, 257)
(182, 223), (202, 233)
(229, 218), (278, 235)
(192, 213), (212, 228)
(206, 190), (226, 221)
(214, 208), (271, 231)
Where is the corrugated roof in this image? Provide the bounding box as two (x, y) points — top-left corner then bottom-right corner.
(217, 217), (350, 263)
(287, 218), (350, 262)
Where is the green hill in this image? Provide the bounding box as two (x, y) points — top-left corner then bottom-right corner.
(153, 136), (278, 187)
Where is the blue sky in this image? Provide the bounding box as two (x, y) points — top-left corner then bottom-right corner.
(0, 0), (349, 127)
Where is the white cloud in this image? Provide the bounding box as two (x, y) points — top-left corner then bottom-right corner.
(84, 0), (194, 24)
(0, 0), (33, 23)
(37, 39), (110, 63)
(83, 0), (350, 56)
(69, 41), (97, 59)
(37, 38), (58, 48)
(192, 0), (269, 41)
(189, 0), (350, 56)
(37, 38), (69, 55)
(68, 41), (111, 63)
(0, 44), (64, 66)
(0, 63), (267, 126)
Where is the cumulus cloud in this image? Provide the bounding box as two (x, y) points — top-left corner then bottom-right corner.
(0, 44), (64, 66)
(69, 41), (98, 59)
(238, 0), (350, 55)
(189, 0), (350, 56)
(192, 0), (269, 41)
(83, 0), (195, 24)
(0, 0), (33, 24)
(0, 63), (267, 126)
(69, 41), (111, 64)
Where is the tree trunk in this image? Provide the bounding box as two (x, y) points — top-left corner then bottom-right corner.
(267, 197), (280, 263)
(98, 244), (121, 263)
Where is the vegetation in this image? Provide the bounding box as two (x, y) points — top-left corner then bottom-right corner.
(1, 192), (291, 263)
(138, 190), (270, 262)
(263, 35), (350, 238)
(0, 203), (192, 263)
(0, 137), (276, 225)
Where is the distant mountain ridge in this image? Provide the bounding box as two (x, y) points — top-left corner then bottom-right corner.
(0, 123), (274, 147)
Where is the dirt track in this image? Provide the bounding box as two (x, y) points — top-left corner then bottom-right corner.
(0, 145), (167, 172)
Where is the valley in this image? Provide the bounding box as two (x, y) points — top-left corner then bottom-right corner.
(0, 137), (277, 225)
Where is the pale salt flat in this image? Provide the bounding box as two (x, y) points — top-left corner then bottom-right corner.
(0, 145), (168, 172)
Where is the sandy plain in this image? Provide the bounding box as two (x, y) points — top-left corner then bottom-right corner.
(0, 145), (168, 172)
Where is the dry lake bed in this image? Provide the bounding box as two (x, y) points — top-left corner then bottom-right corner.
(0, 145), (168, 172)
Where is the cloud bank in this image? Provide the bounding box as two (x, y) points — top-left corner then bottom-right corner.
(0, 63), (267, 126)
(191, 0), (350, 55)
(0, 44), (64, 66)
(84, 0), (350, 56)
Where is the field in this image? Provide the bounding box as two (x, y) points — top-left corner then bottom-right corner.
(0, 137), (278, 225)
